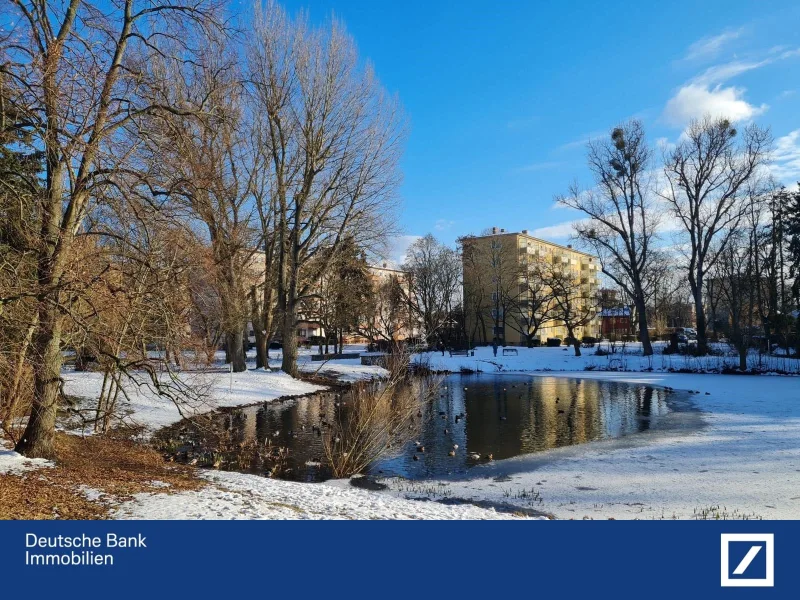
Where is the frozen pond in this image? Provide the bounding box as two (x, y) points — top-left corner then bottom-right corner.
(155, 373), (699, 482)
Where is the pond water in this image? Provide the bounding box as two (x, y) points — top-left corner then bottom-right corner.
(156, 374), (697, 482)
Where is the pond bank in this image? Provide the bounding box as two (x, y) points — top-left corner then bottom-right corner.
(380, 371), (800, 520)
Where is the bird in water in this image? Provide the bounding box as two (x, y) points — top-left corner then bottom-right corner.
(448, 450), (456, 457)
(469, 453), (481, 460)
(453, 444), (459, 450)
(413, 455), (419, 461)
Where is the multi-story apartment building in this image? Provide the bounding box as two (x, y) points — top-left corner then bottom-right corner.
(462, 227), (601, 345)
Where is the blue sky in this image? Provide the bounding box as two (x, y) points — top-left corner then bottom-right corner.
(276, 0), (800, 261)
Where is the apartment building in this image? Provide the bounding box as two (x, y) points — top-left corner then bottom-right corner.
(462, 227), (601, 345)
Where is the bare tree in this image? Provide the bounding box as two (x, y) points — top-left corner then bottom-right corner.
(710, 229), (757, 371)
(360, 274), (410, 346)
(558, 121), (658, 355)
(1, 0), (223, 457)
(246, 2), (404, 376)
(459, 236), (489, 346)
(661, 117), (771, 354)
(484, 235), (521, 345)
(142, 37), (259, 373)
(401, 234), (461, 345)
(545, 262), (599, 356)
(507, 256), (555, 346)
(249, 125), (281, 369)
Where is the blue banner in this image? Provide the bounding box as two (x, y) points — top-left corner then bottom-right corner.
(0, 520), (796, 598)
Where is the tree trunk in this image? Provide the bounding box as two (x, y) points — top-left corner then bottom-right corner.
(226, 331), (247, 372)
(567, 327), (581, 357)
(635, 297), (653, 356)
(15, 308), (64, 459)
(694, 294), (708, 355)
(254, 328), (267, 369)
(689, 269), (708, 355)
(281, 304), (299, 377)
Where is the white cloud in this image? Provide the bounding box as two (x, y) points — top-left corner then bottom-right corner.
(771, 129), (800, 184)
(692, 59), (770, 86)
(385, 234), (421, 267)
(683, 28), (744, 62)
(434, 219), (454, 231)
(663, 83), (768, 127)
(664, 47), (800, 128)
(655, 137), (676, 152)
(530, 220), (583, 240)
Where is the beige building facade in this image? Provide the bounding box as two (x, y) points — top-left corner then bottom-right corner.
(462, 228), (601, 345)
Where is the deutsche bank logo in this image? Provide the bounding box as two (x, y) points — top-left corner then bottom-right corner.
(720, 534), (774, 587)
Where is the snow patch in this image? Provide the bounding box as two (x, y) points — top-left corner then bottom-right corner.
(112, 470), (529, 520)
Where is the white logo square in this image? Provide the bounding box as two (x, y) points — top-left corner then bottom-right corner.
(720, 533), (774, 587)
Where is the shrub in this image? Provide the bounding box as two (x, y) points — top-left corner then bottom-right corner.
(546, 338), (562, 347)
(582, 336), (598, 345)
(531, 338), (541, 347)
(563, 337), (578, 346)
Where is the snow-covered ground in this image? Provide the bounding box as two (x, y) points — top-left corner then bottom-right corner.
(112, 470), (526, 520)
(62, 367), (324, 436)
(0, 439), (53, 475)
(414, 343), (800, 375)
(58, 345), (387, 437)
(382, 370), (800, 520)
(7, 343), (798, 520)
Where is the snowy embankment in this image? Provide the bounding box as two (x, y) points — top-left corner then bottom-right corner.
(293, 357), (388, 383)
(60, 345), (387, 437)
(112, 470), (524, 520)
(62, 367), (324, 437)
(414, 343), (800, 374)
(386, 370), (800, 520)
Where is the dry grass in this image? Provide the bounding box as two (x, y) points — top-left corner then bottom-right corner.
(0, 432), (204, 520)
(322, 351), (441, 478)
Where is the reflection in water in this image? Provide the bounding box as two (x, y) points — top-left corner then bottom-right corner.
(157, 374), (681, 482)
